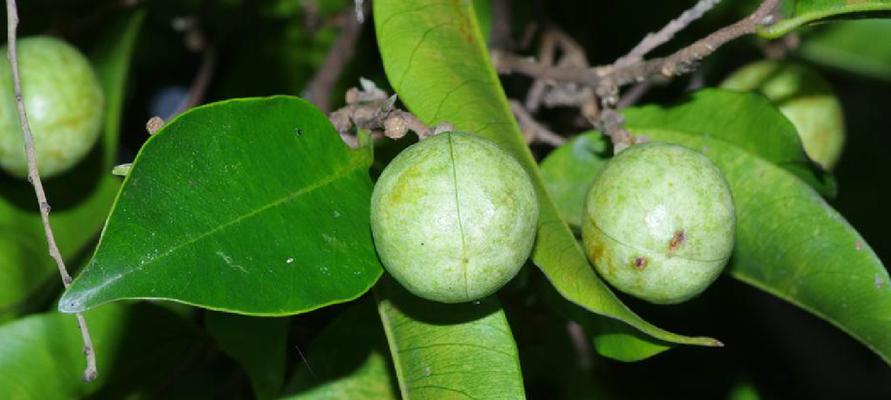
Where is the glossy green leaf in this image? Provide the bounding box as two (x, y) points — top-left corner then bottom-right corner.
(539, 132), (609, 229)
(624, 88), (836, 197)
(635, 128), (891, 365)
(0, 303), (201, 399)
(206, 312), (288, 400)
(282, 299), (398, 400)
(760, 0), (891, 38)
(0, 10), (144, 322)
(374, 0), (720, 348)
(60, 97), (382, 315)
(799, 19), (891, 82)
(375, 277), (525, 399)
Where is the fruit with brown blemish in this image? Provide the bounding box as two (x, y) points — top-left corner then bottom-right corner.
(370, 132), (539, 303)
(582, 142), (736, 304)
(0, 36), (104, 178)
(721, 60), (845, 170)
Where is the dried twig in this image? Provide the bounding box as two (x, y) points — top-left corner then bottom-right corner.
(175, 44), (217, 115)
(305, 8), (365, 112)
(4, 0), (98, 382)
(329, 79), (452, 147)
(493, 0), (781, 92)
(494, 0), (780, 150)
(616, 81), (652, 109)
(614, 0), (723, 67)
(509, 100), (565, 146)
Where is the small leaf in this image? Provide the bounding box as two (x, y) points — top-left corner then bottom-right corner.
(206, 312), (288, 400)
(0, 9), (144, 321)
(760, 0), (891, 39)
(624, 88), (836, 197)
(282, 299), (398, 400)
(0, 303), (201, 399)
(637, 128), (891, 365)
(60, 97), (382, 315)
(375, 277), (526, 399)
(798, 19), (891, 82)
(374, 0), (720, 348)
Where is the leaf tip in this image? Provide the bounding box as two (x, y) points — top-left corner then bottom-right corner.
(57, 290), (87, 314)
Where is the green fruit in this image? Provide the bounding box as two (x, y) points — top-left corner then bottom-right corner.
(0, 36), (104, 178)
(721, 60), (844, 170)
(370, 132), (539, 303)
(582, 143), (735, 304)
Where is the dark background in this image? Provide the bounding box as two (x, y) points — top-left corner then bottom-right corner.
(7, 0), (891, 398)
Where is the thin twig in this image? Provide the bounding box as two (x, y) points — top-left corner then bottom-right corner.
(305, 8), (365, 112)
(494, 0), (781, 91)
(175, 44), (217, 114)
(614, 0), (723, 67)
(509, 100), (565, 146)
(4, 0), (97, 382)
(616, 81), (652, 109)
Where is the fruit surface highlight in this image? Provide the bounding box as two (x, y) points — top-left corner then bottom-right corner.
(721, 60), (844, 169)
(370, 132), (539, 303)
(582, 142), (735, 304)
(0, 36), (104, 178)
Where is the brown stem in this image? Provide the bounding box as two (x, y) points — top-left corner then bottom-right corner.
(494, 0), (781, 90)
(305, 9), (365, 112)
(4, 0), (98, 381)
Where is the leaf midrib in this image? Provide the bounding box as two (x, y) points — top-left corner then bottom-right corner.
(88, 155), (366, 287)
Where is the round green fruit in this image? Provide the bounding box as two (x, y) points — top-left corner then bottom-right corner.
(721, 60), (844, 170)
(0, 36), (104, 178)
(370, 132), (539, 303)
(582, 142), (735, 304)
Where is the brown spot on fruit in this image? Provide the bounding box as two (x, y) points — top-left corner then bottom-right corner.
(668, 230), (685, 254)
(633, 256), (648, 270)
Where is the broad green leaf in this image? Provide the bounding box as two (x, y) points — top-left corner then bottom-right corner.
(0, 303), (201, 399)
(60, 97), (382, 315)
(624, 88), (836, 197)
(282, 299), (398, 400)
(760, 0), (891, 38)
(375, 277), (525, 399)
(636, 128), (891, 365)
(374, 0), (720, 348)
(539, 132), (609, 229)
(206, 312), (288, 400)
(798, 20), (891, 82)
(0, 10), (144, 322)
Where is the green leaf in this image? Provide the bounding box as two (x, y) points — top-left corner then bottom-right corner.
(282, 299), (398, 400)
(539, 132), (610, 229)
(624, 88), (836, 197)
(206, 312), (288, 400)
(0, 10), (144, 322)
(374, 0), (720, 348)
(0, 303), (201, 399)
(60, 97), (382, 315)
(760, 0), (891, 39)
(798, 20), (891, 82)
(635, 128), (891, 365)
(375, 277), (525, 399)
